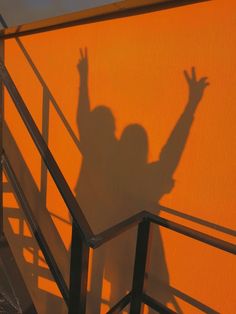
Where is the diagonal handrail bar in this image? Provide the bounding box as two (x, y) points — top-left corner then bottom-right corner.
(89, 212), (236, 254)
(147, 213), (236, 255)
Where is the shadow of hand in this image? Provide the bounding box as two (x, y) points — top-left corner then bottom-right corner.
(77, 47), (88, 79)
(184, 67), (209, 105)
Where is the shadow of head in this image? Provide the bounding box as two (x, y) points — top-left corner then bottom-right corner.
(120, 124), (148, 164)
(90, 106), (115, 141)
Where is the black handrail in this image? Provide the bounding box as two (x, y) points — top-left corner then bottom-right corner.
(0, 55), (235, 314)
(89, 211), (236, 254)
(147, 212), (236, 255)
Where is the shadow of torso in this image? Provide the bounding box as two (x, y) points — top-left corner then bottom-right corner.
(75, 119), (173, 313)
(74, 55), (206, 313)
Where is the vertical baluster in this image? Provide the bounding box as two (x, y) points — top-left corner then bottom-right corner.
(69, 221), (89, 314)
(130, 220), (151, 314)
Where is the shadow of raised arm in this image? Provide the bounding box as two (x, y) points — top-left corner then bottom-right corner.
(77, 47), (90, 143)
(158, 67), (209, 180)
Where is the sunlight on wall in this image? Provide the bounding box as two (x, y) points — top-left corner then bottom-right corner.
(3, 0), (236, 313)
(38, 276), (62, 298)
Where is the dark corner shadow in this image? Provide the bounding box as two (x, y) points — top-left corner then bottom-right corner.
(0, 234), (37, 314)
(74, 48), (213, 313)
(0, 15), (8, 29)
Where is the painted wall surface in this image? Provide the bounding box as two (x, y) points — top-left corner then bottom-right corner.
(0, 0), (120, 28)
(3, 0), (236, 313)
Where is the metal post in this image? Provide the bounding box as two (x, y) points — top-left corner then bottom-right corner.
(69, 221), (89, 314)
(130, 220), (151, 314)
(0, 38), (4, 237)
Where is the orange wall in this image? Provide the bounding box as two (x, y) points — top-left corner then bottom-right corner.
(3, 1), (236, 313)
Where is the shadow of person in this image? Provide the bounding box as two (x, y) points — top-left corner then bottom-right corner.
(74, 48), (209, 313)
(74, 48), (119, 233)
(74, 48), (120, 313)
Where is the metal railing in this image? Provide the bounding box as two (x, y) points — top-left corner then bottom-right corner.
(0, 60), (235, 314)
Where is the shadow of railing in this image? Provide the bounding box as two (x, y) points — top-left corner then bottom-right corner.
(3, 121), (70, 280)
(3, 123), (69, 314)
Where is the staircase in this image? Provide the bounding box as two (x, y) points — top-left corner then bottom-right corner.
(0, 1), (236, 313)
